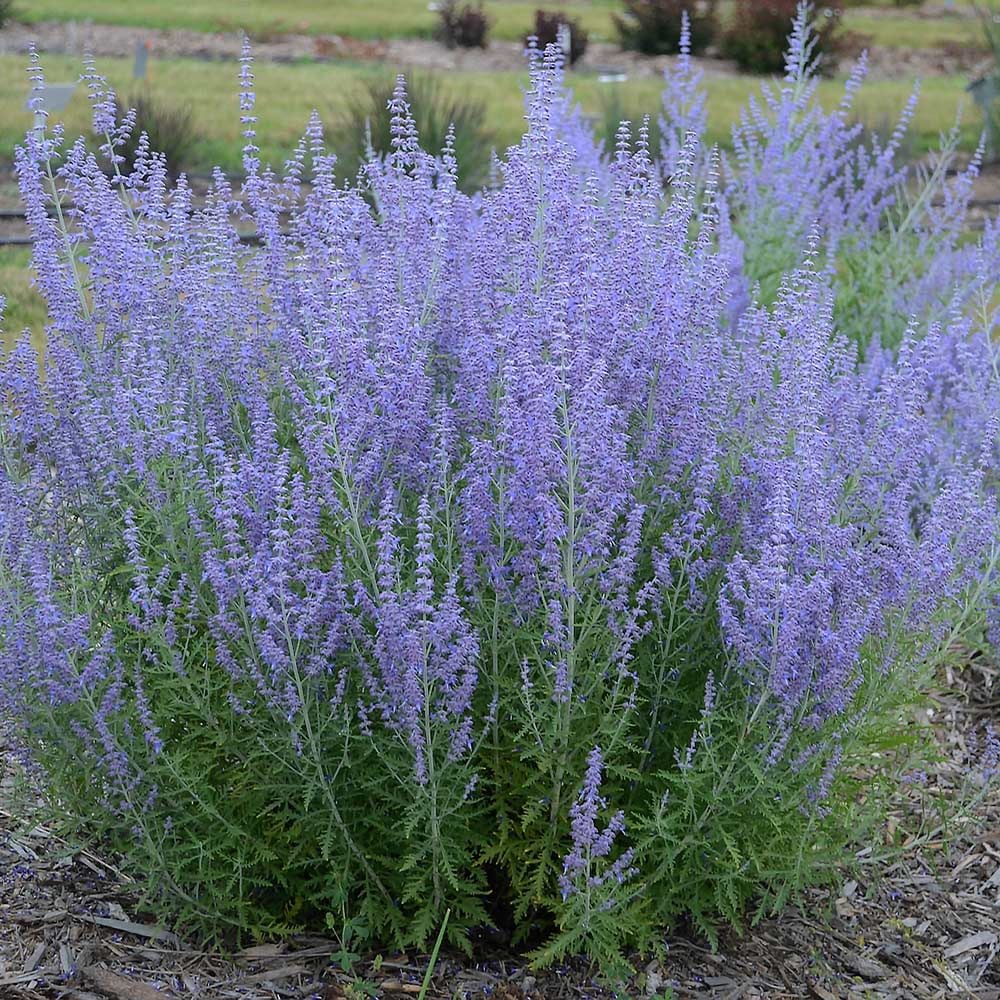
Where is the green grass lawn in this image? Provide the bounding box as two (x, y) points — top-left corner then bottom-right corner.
(843, 11), (980, 49)
(1, 247), (47, 350)
(16, 0), (991, 49)
(0, 52), (983, 176)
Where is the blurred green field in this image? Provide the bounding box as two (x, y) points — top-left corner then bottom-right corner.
(16, 0), (988, 49)
(0, 53), (980, 174)
(1, 248), (46, 352)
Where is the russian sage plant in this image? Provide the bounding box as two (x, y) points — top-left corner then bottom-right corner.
(728, 6), (1000, 352)
(1, 11), (999, 972)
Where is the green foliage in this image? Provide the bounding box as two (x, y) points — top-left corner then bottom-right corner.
(529, 643), (938, 974)
(594, 90), (665, 159)
(330, 72), (495, 191)
(7, 381), (952, 965)
(9, 473), (481, 949)
(735, 91), (979, 356)
(114, 89), (197, 176)
(736, 207), (804, 307)
(11, 386), (975, 968)
(527, 10), (589, 67)
(637, 660), (925, 940)
(975, 0), (1000, 62)
(972, 1), (1000, 155)
(833, 133), (975, 353)
(613, 0), (717, 57)
(721, 1), (844, 76)
(418, 909), (451, 1000)
(434, 0), (490, 49)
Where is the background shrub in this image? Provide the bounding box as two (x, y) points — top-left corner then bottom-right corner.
(330, 72), (494, 190)
(434, 0), (490, 49)
(113, 90), (196, 176)
(595, 91), (663, 159)
(527, 10), (589, 66)
(972, 1), (1000, 156)
(2, 29), (999, 974)
(721, 0), (843, 75)
(613, 0), (717, 56)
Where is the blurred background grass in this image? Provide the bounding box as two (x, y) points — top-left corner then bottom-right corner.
(1, 247), (47, 351)
(0, 54), (979, 175)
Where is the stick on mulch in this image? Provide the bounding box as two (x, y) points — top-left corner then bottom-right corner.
(81, 967), (178, 1000)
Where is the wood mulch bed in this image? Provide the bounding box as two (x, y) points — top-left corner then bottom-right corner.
(2, 654), (999, 1000)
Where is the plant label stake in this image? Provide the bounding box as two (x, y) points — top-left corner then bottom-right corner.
(557, 23), (572, 61)
(25, 82), (77, 140)
(133, 39), (151, 80)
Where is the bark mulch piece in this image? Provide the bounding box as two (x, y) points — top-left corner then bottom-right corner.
(2, 656), (998, 999)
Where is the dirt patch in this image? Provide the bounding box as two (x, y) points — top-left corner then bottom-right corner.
(853, 40), (991, 81)
(0, 19), (708, 80)
(854, 4), (979, 22)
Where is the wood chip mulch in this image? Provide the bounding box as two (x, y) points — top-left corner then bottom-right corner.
(2, 655), (998, 1000)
